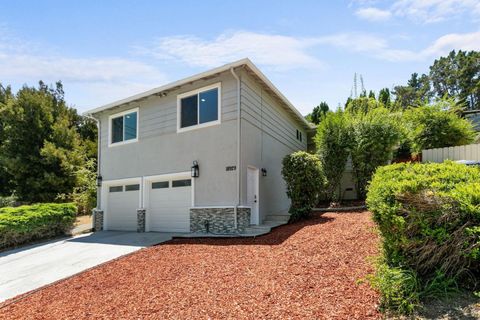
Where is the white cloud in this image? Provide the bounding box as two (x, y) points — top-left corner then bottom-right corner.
(393, 0), (480, 23)
(356, 0), (480, 24)
(355, 7), (392, 21)
(316, 30), (480, 62)
(139, 29), (480, 68)
(0, 31), (167, 110)
(421, 31), (480, 57)
(136, 31), (323, 70)
(0, 55), (164, 83)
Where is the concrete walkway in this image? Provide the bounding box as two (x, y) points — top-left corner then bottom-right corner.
(0, 231), (174, 302)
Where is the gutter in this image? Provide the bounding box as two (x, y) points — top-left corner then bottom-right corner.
(230, 67), (241, 230)
(83, 113), (101, 210)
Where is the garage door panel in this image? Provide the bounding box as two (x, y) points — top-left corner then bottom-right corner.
(148, 178), (191, 232)
(106, 188), (139, 231)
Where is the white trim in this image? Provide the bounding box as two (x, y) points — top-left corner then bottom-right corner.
(142, 171), (193, 232)
(101, 177), (142, 230)
(108, 107), (139, 147)
(143, 171), (192, 181)
(176, 82), (222, 133)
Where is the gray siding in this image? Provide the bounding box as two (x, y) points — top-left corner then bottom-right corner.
(96, 67), (310, 222)
(97, 71), (239, 207)
(239, 70), (307, 222)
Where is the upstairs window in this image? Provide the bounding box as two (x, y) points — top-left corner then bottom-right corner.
(110, 108), (138, 146)
(178, 83), (221, 132)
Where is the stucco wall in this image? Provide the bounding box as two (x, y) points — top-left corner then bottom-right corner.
(238, 70), (308, 222)
(95, 67), (310, 219)
(96, 71), (238, 207)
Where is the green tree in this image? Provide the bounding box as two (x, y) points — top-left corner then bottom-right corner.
(403, 100), (476, 155)
(69, 109), (98, 160)
(429, 50), (480, 110)
(0, 82), (88, 202)
(393, 73), (432, 109)
(315, 111), (352, 202)
(378, 88), (392, 108)
(368, 90), (375, 99)
(345, 97), (383, 114)
(0, 84), (14, 196)
(347, 108), (401, 199)
(306, 101), (329, 125)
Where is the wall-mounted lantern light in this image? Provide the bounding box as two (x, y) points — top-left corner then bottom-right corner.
(261, 168), (267, 177)
(96, 175), (103, 187)
(191, 160), (199, 178)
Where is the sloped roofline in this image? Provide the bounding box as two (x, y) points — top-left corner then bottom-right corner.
(84, 58), (314, 130)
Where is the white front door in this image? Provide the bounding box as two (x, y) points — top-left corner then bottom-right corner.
(247, 166), (259, 225)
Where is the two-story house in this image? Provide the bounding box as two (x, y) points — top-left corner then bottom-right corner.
(85, 58), (314, 234)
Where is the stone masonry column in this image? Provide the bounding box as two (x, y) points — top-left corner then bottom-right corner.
(137, 209), (146, 233)
(92, 209), (104, 231)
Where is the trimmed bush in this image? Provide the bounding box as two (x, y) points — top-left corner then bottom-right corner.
(282, 151), (325, 221)
(315, 111), (352, 202)
(367, 161), (480, 312)
(0, 203), (77, 249)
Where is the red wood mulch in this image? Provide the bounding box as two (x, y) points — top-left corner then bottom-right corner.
(1, 211), (380, 320)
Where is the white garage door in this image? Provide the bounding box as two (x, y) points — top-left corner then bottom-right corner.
(148, 178), (191, 232)
(106, 183), (140, 231)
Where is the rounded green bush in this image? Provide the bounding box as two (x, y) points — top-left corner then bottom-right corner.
(282, 151), (325, 222)
(367, 161), (480, 281)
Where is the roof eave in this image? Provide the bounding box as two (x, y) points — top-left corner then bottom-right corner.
(83, 58), (313, 130)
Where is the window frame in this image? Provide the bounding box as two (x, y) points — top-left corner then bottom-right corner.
(109, 186), (123, 193)
(125, 184), (140, 191)
(176, 83), (221, 133)
(108, 107), (139, 147)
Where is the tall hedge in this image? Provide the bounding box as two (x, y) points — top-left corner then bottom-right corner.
(367, 162), (480, 312)
(315, 111), (351, 202)
(282, 151), (325, 221)
(0, 203), (77, 249)
(349, 108), (401, 199)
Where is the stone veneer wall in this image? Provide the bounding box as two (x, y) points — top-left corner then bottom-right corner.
(137, 209), (146, 233)
(190, 207), (251, 234)
(92, 209), (104, 231)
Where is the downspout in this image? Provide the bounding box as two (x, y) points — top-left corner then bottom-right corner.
(84, 114), (101, 210)
(230, 67), (241, 230)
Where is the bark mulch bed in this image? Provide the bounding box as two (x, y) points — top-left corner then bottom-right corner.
(1, 211), (380, 320)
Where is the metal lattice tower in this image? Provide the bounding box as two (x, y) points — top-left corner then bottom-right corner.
(350, 73), (366, 98)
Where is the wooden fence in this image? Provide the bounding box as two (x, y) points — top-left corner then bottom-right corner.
(422, 144), (480, 163)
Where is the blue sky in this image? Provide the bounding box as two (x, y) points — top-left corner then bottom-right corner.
(0, 0), (479, 115)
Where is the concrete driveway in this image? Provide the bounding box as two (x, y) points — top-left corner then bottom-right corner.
(0, 231), (174, 302)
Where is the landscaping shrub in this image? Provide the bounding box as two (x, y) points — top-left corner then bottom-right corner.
(369, 260), (420, 314)
(282, 151), (325, 221)
(403, 100), (475, 155)
(367, 161), (480, 312)
(315, 111), (352, 202)
(0, 203), (76, 249)
(348, 108), (401, 199)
